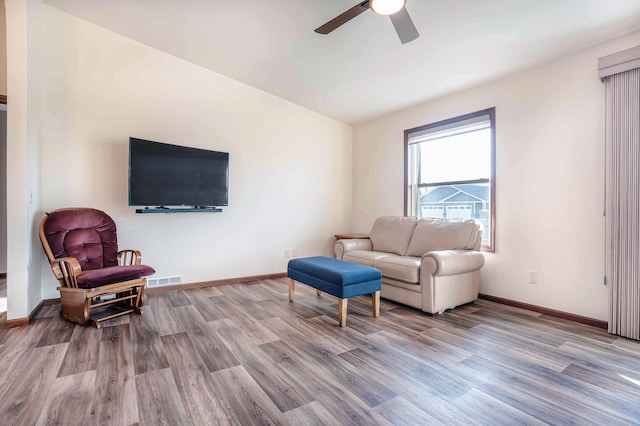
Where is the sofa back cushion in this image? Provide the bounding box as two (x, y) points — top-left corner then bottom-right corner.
(369, 216), (417, 256)
(405, 218), (480, 257)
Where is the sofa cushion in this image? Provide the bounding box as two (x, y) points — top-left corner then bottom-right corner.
(405, 218), (479, 257)
(374, 255), (421, 284)
(343, 250), (391, 267)
(369, 216), (417, 256)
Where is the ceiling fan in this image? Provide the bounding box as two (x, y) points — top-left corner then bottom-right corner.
(315, 0), (419, 44)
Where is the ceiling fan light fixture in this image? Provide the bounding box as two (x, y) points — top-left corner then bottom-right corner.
(370, 0), (406, 16)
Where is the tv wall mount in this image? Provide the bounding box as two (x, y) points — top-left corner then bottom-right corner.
(135, 206), (223, 214)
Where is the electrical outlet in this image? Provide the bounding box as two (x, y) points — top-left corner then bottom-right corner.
(292, 248), (298, 258)
(529, 271), (538, 284)
(284, 249), (291, 259)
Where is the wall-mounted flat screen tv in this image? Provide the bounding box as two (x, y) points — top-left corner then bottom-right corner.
(128, 137), (229, 207)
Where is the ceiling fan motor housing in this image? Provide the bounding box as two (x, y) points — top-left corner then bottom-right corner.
(370, 0), (407, 16)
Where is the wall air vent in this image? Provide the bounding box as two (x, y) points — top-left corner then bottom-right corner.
(146, 275), (182, 288)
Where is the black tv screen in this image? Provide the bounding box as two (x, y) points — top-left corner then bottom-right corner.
(128, 137), (229, 207)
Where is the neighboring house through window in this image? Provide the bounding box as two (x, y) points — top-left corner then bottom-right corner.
(404, 107), (496, 251)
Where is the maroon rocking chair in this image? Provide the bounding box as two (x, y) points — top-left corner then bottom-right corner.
(39, 208), (155, 328)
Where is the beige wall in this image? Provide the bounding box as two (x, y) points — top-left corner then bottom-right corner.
(0, 110), (6, 274)
(353, 30), (640, 321)
(5, 0), (44, 319)
(6, 1), (352, 318)
(0, 0), (6, 95)
(10, 0), (637, 322)
(35, 6), (352, 300)
(0, 1), (6, 275)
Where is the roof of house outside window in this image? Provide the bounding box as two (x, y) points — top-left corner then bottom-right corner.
(419, 184), (489, 203)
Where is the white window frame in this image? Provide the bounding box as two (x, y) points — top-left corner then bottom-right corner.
(404, 107), (496, 252)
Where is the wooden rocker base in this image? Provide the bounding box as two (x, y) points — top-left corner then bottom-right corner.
(58, 279), (146, 328)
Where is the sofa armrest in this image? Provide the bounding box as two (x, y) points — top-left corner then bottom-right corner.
(334, 238), (373, 260)
(423, 250), (485, 276)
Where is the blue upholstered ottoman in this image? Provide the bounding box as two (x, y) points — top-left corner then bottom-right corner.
(287, 256), (382, 327)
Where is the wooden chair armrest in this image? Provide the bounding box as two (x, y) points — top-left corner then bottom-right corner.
(51, 257), (82, 288)
(118, 249), (142, 265)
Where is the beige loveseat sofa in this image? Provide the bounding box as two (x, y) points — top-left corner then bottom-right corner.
(334, 216), (485, 314)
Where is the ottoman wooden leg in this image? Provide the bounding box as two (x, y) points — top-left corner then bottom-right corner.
(338, 298), (348, 327)
(289, 278), (295, 302)
(372, 291), (380, 318)
(316, 290), (322, 296)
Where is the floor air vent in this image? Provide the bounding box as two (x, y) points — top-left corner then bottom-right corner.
(146, 276), (182, 288)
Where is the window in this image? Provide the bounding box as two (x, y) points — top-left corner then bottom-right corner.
(404, 108), (495, 251)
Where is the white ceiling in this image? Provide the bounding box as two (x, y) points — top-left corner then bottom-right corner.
(44, 0), (640, 125)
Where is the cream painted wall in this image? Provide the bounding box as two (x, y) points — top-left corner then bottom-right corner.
(5, 0), (44, 320)
(0, 111), (6, 274)
(353, 30), (640, 321)
(0, 0), (6, 94)
(0, 0), (7, 275)
(37, 6), (352, 299)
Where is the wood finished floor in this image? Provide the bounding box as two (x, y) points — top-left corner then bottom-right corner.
(1, 277), (639, 425)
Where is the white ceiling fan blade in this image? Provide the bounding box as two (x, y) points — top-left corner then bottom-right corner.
(390, 7), (419, 44)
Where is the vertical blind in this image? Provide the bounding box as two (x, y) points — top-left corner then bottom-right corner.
(602, 47), (640, 339)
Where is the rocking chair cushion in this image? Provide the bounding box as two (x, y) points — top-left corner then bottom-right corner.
(77, 264), (155, 289)
(42, 208), (118, 271)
